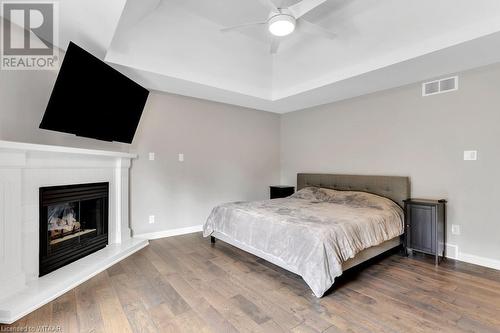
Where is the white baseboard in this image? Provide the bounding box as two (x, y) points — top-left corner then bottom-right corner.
(446, 243), (500, 271)
(134, 225), (203, 240)
(445, 243), (458, 259)
(457, 252), (500, 271)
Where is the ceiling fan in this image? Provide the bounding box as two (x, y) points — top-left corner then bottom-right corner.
(221, 0), (336, 54)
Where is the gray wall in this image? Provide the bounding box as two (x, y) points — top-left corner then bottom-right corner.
(130, 92), (280, 235)
(281, 63), (500, 261)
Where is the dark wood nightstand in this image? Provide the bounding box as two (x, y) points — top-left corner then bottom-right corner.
(404, 199), (446, 265)
(270, 185), (295, 199)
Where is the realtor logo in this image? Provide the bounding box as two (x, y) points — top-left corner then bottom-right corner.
(1, 1), (59, 70)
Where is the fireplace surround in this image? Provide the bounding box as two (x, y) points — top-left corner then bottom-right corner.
(39, 182), (109, 276)
(0, 140), (148, 324)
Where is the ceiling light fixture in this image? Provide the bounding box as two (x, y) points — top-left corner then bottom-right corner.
(220, 0), (335, 54)
(268, 14), (296, 37)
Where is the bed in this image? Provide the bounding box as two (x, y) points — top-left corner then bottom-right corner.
(203, 173), (410, 297)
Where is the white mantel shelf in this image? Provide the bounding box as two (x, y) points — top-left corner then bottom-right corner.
(0, 140), (137, 159)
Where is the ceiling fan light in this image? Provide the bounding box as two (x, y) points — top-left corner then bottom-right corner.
(268, 15), (296, 37)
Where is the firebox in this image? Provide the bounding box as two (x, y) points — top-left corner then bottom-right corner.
(39, 182), (109, 276)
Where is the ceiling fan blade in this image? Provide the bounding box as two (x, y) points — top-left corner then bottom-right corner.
(298, 18), (336, 39)
(276, 0), (286, 7)
(288, 0), (326, 18)
(270, 38), (281, 54)
(257, 0), (278, 12)
(221, 21), (267, 33)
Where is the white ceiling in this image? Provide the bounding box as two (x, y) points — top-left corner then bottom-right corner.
(58, 0), (127, 59)
(14, 0), (500, 112)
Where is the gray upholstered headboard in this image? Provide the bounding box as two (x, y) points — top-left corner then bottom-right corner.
(297, 173), (410, 208)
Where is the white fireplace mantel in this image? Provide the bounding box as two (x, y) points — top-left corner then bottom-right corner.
(0, 140), (148, 323)
(0, 140), (137, 158)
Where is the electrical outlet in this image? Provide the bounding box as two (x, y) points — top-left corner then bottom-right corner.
(178, 153), (184, 162)
(463, 150), (477, 161)
(148, 215), (155, 224)
(451, 224), (460, 235)
(148, 152), (155, 161)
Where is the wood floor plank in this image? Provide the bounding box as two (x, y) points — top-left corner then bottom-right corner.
(108, 273), (160, 333)
(26, 302), (54, 330)
(95, 286), (134, 333)
(230, 294), (271, 325)
(5, 232), (500, 333)
(74, 273), (106, 333)
(192, 299), (239, 333)
(172, 309), (212, 333)
(364, 261), (500, 323)
(209, 258), (304, 330)
(179, 275), (267, 332)
(51, 290), (79, 333)
(147, 303), (178, 332)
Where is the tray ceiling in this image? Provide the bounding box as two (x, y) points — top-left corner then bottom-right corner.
(16, 0), (500, 112)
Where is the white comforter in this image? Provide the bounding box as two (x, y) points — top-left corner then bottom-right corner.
(203, 187), (404, 297)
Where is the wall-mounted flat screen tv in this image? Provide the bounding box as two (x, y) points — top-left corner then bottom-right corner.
(40, 42), (149, 143)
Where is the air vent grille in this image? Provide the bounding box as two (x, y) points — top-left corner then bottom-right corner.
(424, 81), (439, 95)
(422, 76), (458, 96)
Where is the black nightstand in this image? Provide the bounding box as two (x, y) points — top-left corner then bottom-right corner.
(404, 199), (446, 265)
(270, 185), (295, 199)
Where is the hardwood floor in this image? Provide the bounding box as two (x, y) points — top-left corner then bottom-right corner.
(3, 232), (500, 333)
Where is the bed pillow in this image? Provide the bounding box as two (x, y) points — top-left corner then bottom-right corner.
(291, 186), (397, 210)
(289, 186), (333, 201)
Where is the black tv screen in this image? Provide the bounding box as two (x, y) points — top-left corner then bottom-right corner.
(40, 42), (149, 143)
